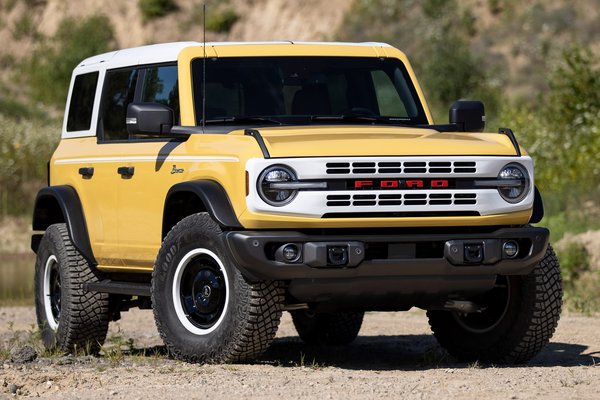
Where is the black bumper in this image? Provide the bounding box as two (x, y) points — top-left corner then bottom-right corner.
(225, 227), (549, 307)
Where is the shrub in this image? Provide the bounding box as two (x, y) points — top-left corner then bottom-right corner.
(205, 8), (239, 33)
(12, 14), (36, 40)
(27, 15), (114, 108)
(139, 0), (177, 21)
(0, 115), (59, 216)
(558, 241), (590, 288)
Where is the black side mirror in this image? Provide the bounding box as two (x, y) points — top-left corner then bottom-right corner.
(126, 102), (174, 136)
(449, 100), (485, 132)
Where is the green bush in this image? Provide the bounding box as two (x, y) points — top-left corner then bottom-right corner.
(205, 8), (239, 33)
(0, 115), (59, 216)
(27, 15), (114, 108)
(558, 241), (590, 288)
(12, 14), (36, 40)
(500, 46), (600, 200)
(139, 0), (177, 21)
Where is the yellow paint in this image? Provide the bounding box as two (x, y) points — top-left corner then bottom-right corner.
(238, 210), (532, 229)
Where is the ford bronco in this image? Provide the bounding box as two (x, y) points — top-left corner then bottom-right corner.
(31, 41), (561, 363)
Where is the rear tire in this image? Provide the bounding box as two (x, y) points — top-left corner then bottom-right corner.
(152, 212), (284, 363)
(34, 223), (110, 354)
(291, 310), (364, 345)
(427, 246), (562, 364)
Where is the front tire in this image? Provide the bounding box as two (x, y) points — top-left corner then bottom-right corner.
(427, 246), (562, 364)
(34, 223), (110, 354)
(291, 310), (364, 345)
(152, 213), (284, 363)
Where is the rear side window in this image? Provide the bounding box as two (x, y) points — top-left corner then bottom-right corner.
(99, 68), (138, 141)
(66, 72), (99, 132)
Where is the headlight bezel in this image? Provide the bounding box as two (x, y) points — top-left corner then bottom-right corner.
(257, 165), (298, 206)
(497, 162), (530, 203)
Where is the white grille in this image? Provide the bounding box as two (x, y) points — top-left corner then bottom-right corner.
(325, 161), (476, 175)
(326, 192), (477, 207)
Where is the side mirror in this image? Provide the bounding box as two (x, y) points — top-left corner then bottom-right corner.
(126, 102), (173, 136)
(449, 100), (485, 132)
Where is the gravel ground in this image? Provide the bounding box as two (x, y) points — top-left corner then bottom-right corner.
(1, 307), (599, 399)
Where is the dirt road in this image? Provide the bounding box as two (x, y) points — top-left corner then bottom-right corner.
(1, 307), (599, 399)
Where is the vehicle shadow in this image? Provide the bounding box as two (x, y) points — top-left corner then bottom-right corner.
(257, 335), (600, 370)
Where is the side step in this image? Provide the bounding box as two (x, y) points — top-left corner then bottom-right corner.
(85, 280), (151, 297)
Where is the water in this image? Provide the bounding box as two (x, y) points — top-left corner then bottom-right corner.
(0, 253), (35, 306)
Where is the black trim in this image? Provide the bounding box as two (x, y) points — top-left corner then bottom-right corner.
(85, 280), (151, 297)
(164, 180), (242, 234)
(225, 226), (549, 282)
(530, 186), (544, 223)
(244, 129), (270, 158)
(499, 127), (521, 156)
(32, 186), (96, 263)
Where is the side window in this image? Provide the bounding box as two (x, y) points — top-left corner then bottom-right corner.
(67, 72), (99, 132)
(371, 70), (407, 117)
(142, 65), (179, 123)
(99, 68), (138, 141)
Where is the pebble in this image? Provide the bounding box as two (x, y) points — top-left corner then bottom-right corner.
(10, 345), (38, 364)
(8, 383), (18, 394)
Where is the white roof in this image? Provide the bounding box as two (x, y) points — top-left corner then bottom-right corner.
(76, 41), (393, 71)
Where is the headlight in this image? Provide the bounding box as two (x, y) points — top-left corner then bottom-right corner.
(497, 163), (530, 203)
(258, 165), (298, 206)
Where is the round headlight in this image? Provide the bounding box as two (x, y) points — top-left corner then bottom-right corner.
(497, 163), (530, 203)
(258, 165), (298, 206)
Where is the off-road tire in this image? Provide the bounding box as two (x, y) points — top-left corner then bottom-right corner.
(291, 310), (364, 345)
(152, 212), (284, 363)
(34, 223), (110, 354)
(427, 245), (562, 364)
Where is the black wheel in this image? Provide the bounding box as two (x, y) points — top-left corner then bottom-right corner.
(34, 223), (110, 354)
(291, 310), (364, 345)
(152, 212), (284, 363)
(427, 246), (562, 364)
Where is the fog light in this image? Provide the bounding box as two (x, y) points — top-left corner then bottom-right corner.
(282, 244), (300, 262)
(503, 241), (519, 258)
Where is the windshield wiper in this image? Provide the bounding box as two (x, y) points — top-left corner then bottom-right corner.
(310, 114), (405, 125)
(203, 116), (284, 125)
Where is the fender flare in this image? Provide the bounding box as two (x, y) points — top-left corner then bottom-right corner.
(32, 186), (96, 263)
(163, 180), (242, 236)
(529, 186), (544, 224)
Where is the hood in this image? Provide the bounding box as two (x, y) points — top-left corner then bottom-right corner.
(239, 125), (520, 158)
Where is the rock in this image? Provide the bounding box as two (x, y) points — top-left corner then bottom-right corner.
(8, 383), (18, 394)
(10, 345), (37, 364)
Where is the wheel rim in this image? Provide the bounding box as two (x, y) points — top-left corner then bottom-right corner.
(172, 248), (230, 335)
(43, 255), (60, 331)
(452, 275), (511, 334)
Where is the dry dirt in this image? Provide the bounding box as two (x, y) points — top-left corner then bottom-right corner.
(1, 307), (599, 399)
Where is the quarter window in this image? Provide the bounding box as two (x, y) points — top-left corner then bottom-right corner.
(66, 72), (99, 132)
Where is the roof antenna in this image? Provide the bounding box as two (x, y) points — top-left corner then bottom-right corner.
(202, 2), (207, 133)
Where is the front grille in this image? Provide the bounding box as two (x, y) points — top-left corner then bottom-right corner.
(326, 161), (476, 175)
(326, 193), (477, 207)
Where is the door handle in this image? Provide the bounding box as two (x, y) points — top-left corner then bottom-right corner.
(117, 166), (135, 177)
(78, 167), (94, 178)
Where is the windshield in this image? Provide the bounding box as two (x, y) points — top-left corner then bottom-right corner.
(191, 56), (428, 125)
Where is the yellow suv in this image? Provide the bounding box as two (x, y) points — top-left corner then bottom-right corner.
(31, 41), (561, 364)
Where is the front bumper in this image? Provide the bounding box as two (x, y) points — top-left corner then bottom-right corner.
(225, 227), (549, 307)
